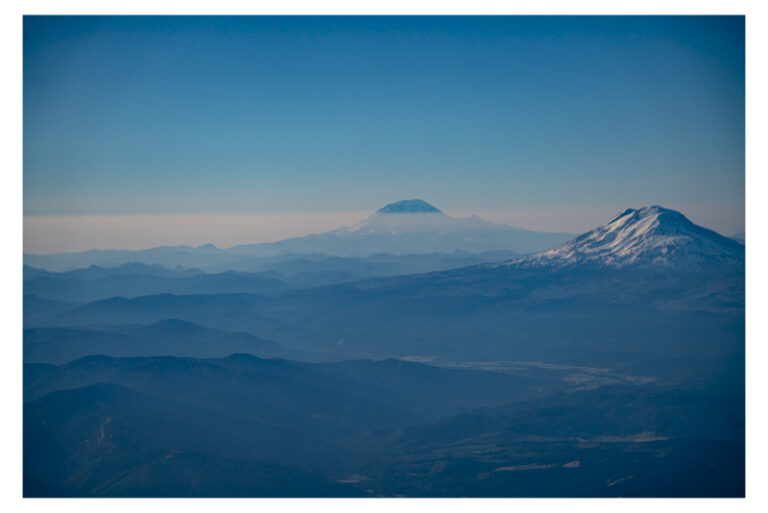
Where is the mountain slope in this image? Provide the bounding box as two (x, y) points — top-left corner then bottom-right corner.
(506, 206), (744, 269)
(24, 358), (743, 497)
(23, 265), (288, 302)
(24, 354), (546, 423)
(229, 199), (572, 257)
(23, 383), (363, 497)
(23, 319), (299, 364)
(24, 253), (522, 300)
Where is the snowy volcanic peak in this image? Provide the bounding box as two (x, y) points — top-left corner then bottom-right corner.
(509, 206), (744, 268)
(376, 199), (444, 214)
(339, 200), (507, 236)
(291, 199), (574, 255)
(339, 199), (452, 235)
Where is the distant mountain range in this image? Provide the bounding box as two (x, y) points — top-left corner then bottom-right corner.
(23, 319), (319, 365)
(25, 205), (744, 367)
(23, 203), (745, 498)
(23, 264), (289, 303)
(23, 252), (526, 302)
(24, 199), (573, 271)
(250, 205), (740, 362)
(227, 199), (573, 257)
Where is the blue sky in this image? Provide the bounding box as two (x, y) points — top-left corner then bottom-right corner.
(23, 16), (745, 249)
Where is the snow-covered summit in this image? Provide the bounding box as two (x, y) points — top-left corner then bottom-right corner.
(376, 199), (443, 214)
(226, 200), (574, 256)
(505, 206), (744, 269)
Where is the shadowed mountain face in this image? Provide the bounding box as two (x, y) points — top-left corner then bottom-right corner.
(376, 199), (443, 214)
(369, 384), (744, 497)
(23, 205), (744, 497)
(24, 355), (743, 497)
(24, 354), (548, 423)
(23, 382), (366, 497)
(24, 355), (554, 497)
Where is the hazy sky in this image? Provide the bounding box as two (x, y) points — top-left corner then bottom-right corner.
(24, 16), (745, 251)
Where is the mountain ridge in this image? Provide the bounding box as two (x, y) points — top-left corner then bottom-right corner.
(501, 206), (744, 269)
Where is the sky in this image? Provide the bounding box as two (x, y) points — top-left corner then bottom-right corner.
(23, 16), (745, 252)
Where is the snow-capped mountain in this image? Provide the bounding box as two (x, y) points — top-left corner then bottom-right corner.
(228, 199), (573, 257)
(24, 200), (574, 270)
(504, 206), (744, 269)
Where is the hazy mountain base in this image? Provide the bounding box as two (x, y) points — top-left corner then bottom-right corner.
(22, 251), (521, 299)
(22, 205), (745, 497)
(30, 265), (743, 369)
